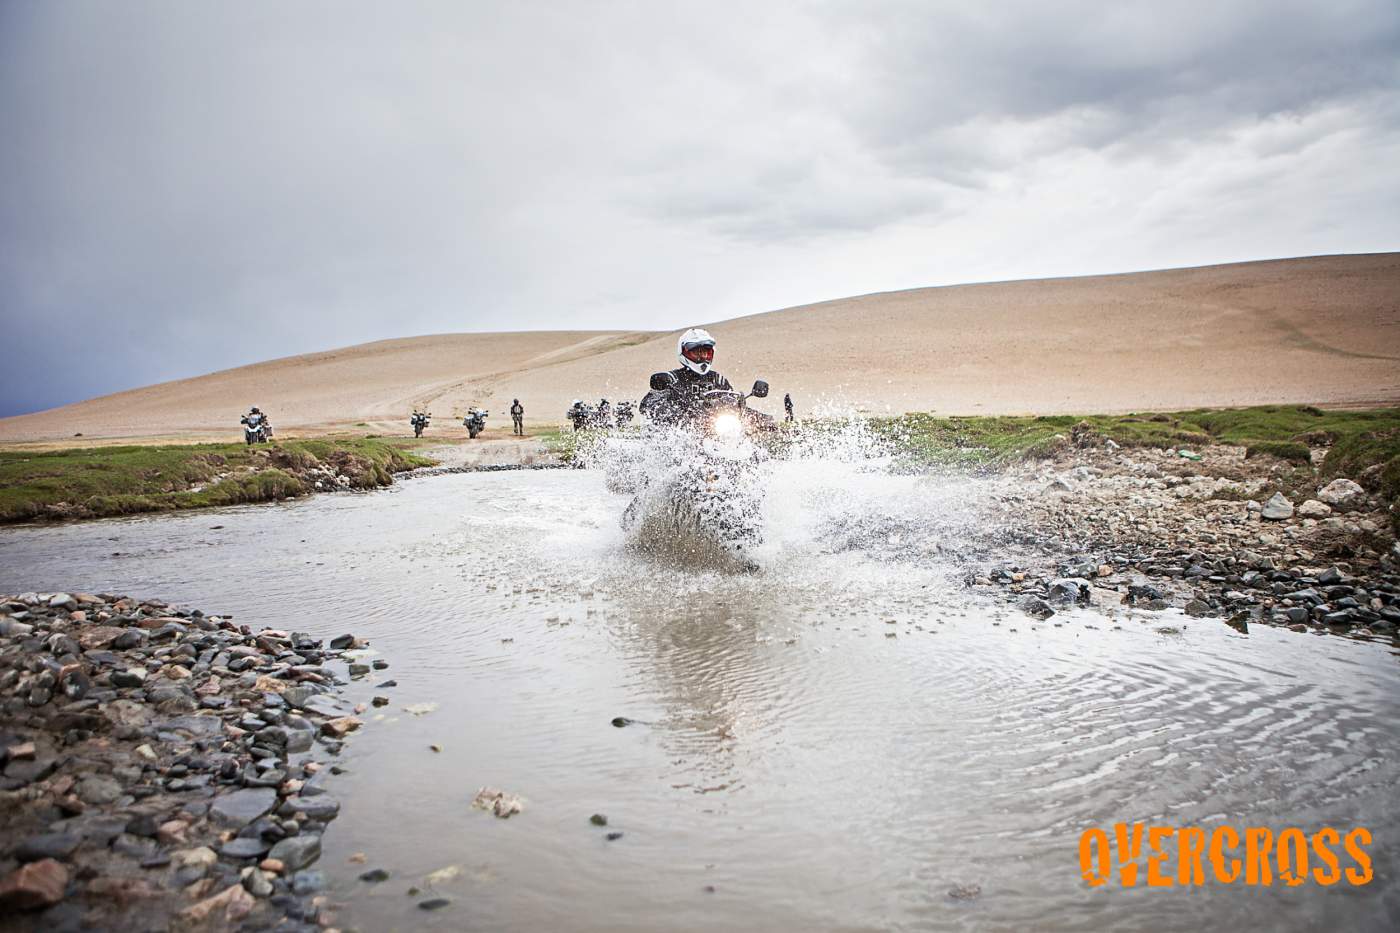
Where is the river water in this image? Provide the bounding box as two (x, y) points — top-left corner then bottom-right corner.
(1, 466), (1397, 931)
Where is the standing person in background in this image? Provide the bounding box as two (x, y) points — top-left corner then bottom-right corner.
(510, 398), (524, 435)
(784, 393), (794, 423)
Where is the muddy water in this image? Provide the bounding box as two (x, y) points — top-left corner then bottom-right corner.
(2, 468), (1398, 932)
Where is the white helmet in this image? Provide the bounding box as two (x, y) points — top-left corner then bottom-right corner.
(677, 328), (716, 375)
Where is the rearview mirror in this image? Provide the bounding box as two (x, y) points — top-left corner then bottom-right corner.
(650, 371), (678, 391)
(750, 379), (769, 398)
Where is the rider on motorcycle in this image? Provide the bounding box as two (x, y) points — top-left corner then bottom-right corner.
(639, 328), (734, 425)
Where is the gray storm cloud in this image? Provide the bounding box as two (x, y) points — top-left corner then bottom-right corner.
(2, 0), (1398, 415)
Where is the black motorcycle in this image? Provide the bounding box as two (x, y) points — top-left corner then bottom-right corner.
(464, 409), (488, 439)
(411, 411), (431, 438)
(620, 373), (774, 565)
(240, 413), (272, 445)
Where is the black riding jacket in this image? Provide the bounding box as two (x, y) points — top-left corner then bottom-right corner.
(639, 368), (734, 423)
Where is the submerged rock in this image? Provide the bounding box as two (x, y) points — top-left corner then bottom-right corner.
(471, 787), (524, 819)
(268, 834), (321, 872)
(210, 788), (278, 828)
(1018, 596), (1055, 620)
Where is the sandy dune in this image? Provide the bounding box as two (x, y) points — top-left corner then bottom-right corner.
(3, 253), (1398, 443)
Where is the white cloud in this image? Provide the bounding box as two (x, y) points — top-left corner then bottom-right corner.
(1, 0), (1397, 413)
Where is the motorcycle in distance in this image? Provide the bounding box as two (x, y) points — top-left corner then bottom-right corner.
(464, 408), (489, 439)
(239, 411), (272, 445)
(410, 410), (431, 438)
(620, 372), (775, 567)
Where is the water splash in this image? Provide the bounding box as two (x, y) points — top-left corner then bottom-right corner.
(579, 407), (996, 581)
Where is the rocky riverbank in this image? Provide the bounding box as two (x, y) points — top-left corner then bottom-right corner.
(0, 592), (383, 931)
(962, 439), (1400, 636)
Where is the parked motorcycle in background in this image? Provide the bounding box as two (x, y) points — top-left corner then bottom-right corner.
(411, 410), (431, 438)
(464, 408), (489, 439)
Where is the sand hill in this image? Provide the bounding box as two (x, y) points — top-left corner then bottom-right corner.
(3, 253), (1398, 443)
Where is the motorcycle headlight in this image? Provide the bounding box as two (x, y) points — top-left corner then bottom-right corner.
(712, 413), (742, 436)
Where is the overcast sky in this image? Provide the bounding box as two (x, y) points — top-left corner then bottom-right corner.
(2, 1), (1398, 416)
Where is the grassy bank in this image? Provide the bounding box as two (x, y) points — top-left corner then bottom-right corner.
(877, 405), (1400, 521)
(0, 437), (436, 523)
(881, 405), (1393, 469)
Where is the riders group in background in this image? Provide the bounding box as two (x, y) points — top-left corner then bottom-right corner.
(243, 332), (785, 444)
(568, 397), (639, 431)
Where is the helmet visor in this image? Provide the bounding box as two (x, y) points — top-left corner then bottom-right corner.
(681, 343), (714, 364)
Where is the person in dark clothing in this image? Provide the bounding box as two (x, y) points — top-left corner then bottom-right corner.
(510, 399), (524, 435)
(784, 393), (794, 422)
(596, 398), (611, 428)
(567, 400), (587, 431)
(639, 328), (734, 425)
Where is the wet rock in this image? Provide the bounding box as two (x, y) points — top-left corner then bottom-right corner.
(300, 695), (349, 718)
(291, 868), (326, 895)
(16, 832), (83, 862)
(1184, 599), (1212, 618)
(589, 813), (608, 826)
(320, 717), (361, 738)
(1048, 578), (1091, 605)
(111, 668), (147, 688)
(220, 837), (272, 859)
(172, 846), (218, 878)
(181, 883), (256, 925)
(328, 634), (356, 650)
(471, 787), (524, 818)
(240, 866), (274, 898)
(1261, 493), (1294, 521)
(1018, 596), (1055, 620)
(210, 788), (278, 828)
(268, 834), (321, 871)
(0, 858), (69, 911)
(606, 831), (623, 841)
(77, 774), (123, 805)
(111, 630), (147, 650)
(285, 794), (340, 822)
(358, 868), (390, 883)
(112, 834), (160, 859)
(88, 875), (162, 902)
(5, 740), (36, 760)
(419, 897), (451, 911)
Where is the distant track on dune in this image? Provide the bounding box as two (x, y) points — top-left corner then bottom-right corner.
(3, 253), (1398, 443)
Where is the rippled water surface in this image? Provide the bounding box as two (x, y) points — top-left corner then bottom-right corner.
(2, 467), (1397, 932)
